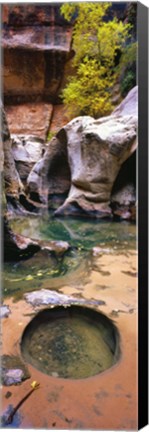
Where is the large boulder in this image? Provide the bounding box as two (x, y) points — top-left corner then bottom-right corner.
(27, 87), (137, 219)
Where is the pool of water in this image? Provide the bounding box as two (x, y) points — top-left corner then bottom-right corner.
(21, 306), (120, 379)
(10, 215), (137, 250)
(3, 215), (137, 300)
(3, 248), (91, 299)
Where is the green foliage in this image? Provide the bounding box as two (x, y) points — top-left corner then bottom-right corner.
(60, 3), (132, 118)
(118, 42), (137, 97)
(62, 59), (112, 117)
(118, 42), (137, 72)
(47, 130), (56, 141)
(120, 70), (136, 97)
(125, 3), (137, 38)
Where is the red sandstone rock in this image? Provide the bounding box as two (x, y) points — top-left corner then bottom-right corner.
(2, 5), (73, 104)
(5, 103), (53, 140)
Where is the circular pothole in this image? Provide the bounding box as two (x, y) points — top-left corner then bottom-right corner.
(21, 306), (120, 379)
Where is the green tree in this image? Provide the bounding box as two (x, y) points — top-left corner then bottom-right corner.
(118, 42), (137, 97)
(60, 3), (132, 118)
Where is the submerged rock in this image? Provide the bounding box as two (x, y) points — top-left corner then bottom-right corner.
(27, 87), (137, 219)
(92, 247), (112, 256)
(3, 216), (71, 262)
(40, 240), (70, 256)
(24, 288), (106, 307)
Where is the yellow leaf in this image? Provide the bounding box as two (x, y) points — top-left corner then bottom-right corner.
(7, 277), (23, 282)
(25, 275), (33, 281)
(31, 381), (40, 390)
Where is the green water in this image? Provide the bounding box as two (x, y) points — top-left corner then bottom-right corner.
(21, 308), (117, 379)
(3, 215), (136, 299)
(10, 215), (136, 250)
(3, 248), (91, 299)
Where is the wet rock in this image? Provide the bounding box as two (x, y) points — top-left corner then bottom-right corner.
(92, 247), (111, 256)
(24, 288), (106, 307)
(1, 355), (30, 386)
(0, 305), (11, 318)
(4, 216), (40, 261)
(3, 369), (24, 386)
(4, 216), (71, 262)
(27, 87), (137, 219)
(40, 240), (70, 256)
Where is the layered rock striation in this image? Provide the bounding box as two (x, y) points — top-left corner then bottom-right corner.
(2, 4), (73, 140)
(2, 4), (73, 105)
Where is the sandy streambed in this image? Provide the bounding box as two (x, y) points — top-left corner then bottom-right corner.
(1, 249), (138, 430)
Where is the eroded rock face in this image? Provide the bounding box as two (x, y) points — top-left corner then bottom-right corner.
(11, 134), (45, 183)
(5, 103), (53, 141)
(111, 150), (136, 220)
(27, 135), (71, 205)
(2, 5), (73, 104)
(27, 87), (137, 219)
(3, 217), (40, 261)
(1, 104), (24, 200)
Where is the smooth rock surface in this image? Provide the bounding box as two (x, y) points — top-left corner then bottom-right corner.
(27, 87), (137, 218)
(0, 305), (11, 318)
(27, 135), (71, 204)
(3, 369), (24, 386)
(113, 86), (138, 117)
(11, 134), (45, 182)
(2, 354), (30, 386)
(25, 289), (106, 307)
